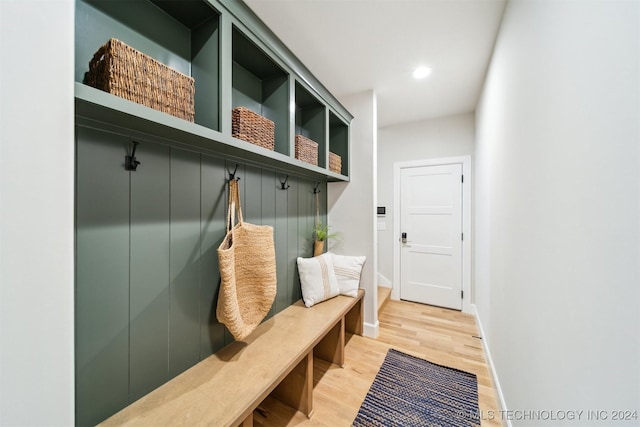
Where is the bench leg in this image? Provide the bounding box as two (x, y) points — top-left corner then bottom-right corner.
(240, 412), (253, 427)
(271, 352), (314, 418)
(315, 318), (345, 367)
(345, 295), (364, 336)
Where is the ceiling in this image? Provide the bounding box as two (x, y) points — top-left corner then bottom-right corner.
(243, 0), (507, 128)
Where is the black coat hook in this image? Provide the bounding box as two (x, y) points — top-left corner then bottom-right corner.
(125, 141), (141, 171)
(227, 164), (240, 181)
(313, 182), (321, 194)
(280, 175), (290, 190)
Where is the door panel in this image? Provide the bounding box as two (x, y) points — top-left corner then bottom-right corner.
(400, 164), (462, 310)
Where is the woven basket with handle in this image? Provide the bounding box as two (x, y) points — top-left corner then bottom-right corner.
(216, 178), (277, 341)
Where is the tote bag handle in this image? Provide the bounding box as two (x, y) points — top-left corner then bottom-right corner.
(226, 178), (244, 232)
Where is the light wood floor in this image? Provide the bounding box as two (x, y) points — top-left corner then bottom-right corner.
(256, 292), (501, 427)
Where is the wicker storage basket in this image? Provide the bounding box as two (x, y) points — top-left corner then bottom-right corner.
(232, 107), (275, 150)
(295, 135), (318, 166)
(84, 38), (195, 122)
(329, 152), (342, 174)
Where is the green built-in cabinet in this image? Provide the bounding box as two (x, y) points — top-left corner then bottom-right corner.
(75, 0), (352, 180)
(74, 0), (349, 425)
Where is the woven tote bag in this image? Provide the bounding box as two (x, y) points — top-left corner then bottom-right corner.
(216, 178), (277, 341)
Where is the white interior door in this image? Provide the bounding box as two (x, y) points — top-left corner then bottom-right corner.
(400, 163), (463, 310)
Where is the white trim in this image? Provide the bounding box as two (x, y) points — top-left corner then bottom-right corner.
(363, 321), (379, 338)
(377, 272), (392, 287)
(392, 156), (473, 313)
(472, 304), (511, 427)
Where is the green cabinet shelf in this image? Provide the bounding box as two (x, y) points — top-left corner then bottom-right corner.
(75, 83), (344, 181)
(75, 0), (351, 182)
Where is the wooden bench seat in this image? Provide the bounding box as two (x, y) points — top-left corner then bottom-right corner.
(100, 289), (364, 427)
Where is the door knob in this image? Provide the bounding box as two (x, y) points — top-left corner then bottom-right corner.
(401, 232), (407, 244)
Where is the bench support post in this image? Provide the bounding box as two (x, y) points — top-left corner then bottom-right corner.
(240, 412), (253, 427)
(345, 295), (364, 336)
(315, 318), (345, 367)
(271, 352), (314, 418)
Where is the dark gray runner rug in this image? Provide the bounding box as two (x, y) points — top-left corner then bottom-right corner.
(353, 349), (481, 426)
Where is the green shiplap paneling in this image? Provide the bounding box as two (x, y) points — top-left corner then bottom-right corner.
(243, 164), (262, 224)
(76, 128), (329, 425)
(275, 174), (290, 312)
(76, 126), (131, 426)
(261, 169), (277, 319)
(317, 182), (328, 250)
(261, 169), (277, 229)
(227, 161), (246, 210)
(129, 141), (171, 402)
(296, 180), (314, 303)
(221, 162), (244, 346)
(287, 176), (301, 304)
(200, 155), (227, 357)
(308, 180), (318, 255)
(168, 148), (202, 378)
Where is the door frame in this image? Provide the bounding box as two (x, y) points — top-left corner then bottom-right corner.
(392, 156), (472, 313)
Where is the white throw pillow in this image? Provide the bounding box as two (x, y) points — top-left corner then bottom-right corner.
(330, 253), (366, 297)
(297, 253), (340, 307)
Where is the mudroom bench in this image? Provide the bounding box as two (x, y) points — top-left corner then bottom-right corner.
(100, 289), (364, 426)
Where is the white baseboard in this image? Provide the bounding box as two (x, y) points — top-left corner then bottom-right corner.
(472, 304), (511, 427)
(377, 273), (392, 288)
(363, 321), (379, 339)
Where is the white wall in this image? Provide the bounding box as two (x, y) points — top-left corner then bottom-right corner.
(0, 0), (75, 425)
(328, 90), (378, 337)
(377, 113), (475, 287)
(475, 0), (639, 424)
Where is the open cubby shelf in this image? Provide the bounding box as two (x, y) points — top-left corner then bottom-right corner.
(295, 81), (326, 168)
(231, 25), (289, 155)
(329, 111), (349, 177)
(76, 0), (221, 130)
(74, 0), (351, 181)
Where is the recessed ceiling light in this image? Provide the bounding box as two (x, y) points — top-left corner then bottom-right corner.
(412, 66), (432, 79)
